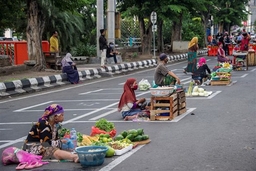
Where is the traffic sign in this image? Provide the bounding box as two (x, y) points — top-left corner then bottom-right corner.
(152, 25), (157, 32)
(150, 11), (157, 24)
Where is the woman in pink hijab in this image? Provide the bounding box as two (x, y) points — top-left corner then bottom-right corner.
(192, 57), (211, 84)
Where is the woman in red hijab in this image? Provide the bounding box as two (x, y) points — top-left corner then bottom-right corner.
(118, 78), (147, 120)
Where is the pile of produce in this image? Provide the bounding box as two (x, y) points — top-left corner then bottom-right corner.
(191, 86), (212, 96)
(211, 72), (231, 81)
(138, 79), (151, 91)
(114, 128), (149, 142)
(215, 62), (232, 72)
(95, 118), (115, 132)
(58, 127), (83, 143)
(58, 119), (151, 157)
(91, 118), (116, 137)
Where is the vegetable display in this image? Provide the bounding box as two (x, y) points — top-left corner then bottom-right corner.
(95, 118), (115, 132)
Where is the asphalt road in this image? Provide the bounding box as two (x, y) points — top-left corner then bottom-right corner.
(0, 56), (256, 171)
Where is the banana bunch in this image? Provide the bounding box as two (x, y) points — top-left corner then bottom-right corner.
(222, 62), (230, 68)
(77, 135), (99, 146)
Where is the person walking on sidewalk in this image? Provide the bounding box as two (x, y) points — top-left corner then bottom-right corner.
(99, 29), (108, 68)
(50, 31), (59, 56)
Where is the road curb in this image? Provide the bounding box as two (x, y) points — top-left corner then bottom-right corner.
(0, 50), (207, 98)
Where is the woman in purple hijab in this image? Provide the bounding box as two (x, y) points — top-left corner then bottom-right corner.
(61, 53), (79, 84)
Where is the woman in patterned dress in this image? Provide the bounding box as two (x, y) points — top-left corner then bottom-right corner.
(23, 104), (79, 162)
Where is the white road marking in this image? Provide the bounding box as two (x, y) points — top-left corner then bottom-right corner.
(171, 108), (196, 122)
(0, 122), (33, 125)
(56, 99), (120, 102)
(89, 109), (118, 120)
(185, 91), (221, 100)
(0, 140), (23, 143)
(99, 145), (144, 171)
(15, 108), (116, 112)
(228, 80), (237, 86)
(207, 91), (221, 99)
(14, 101), (53, 112)
(0, 128), (12, 130)
(241, 74), (248, 78)
(0, 137), (26, 149)
(250, 68), (256, 72)
(79, 89), (103, 95)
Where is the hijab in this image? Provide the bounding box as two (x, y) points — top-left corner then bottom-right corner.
(188, 37), (198, 49)
(198, 57), (206, 67)
(39, 104), (64, 122)
(61, 53), (73, 67)
(118, 78), (137, 112)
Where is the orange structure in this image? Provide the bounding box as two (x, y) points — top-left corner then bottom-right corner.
(0, 41), (49, 65)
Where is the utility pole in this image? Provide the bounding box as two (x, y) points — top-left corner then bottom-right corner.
(107, 0), (115, 44)
(96, 0), (104, 58)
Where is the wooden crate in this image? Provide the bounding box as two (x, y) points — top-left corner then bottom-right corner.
(211, 79), (231, 86)
(150, 93), (178, 121)
(150, 90), (187, 121)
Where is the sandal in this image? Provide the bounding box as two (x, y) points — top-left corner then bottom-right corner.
(24, 161), (42, 169)
(16, 162), (28, 170)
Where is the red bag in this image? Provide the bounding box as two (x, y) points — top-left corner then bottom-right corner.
(90, 126), (116, 138)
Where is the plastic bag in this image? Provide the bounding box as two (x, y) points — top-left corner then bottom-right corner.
(138, 79), (151, 91)
(61, 138), (74, 151)
(1, 147), (48, 166)
(90, 126), (116, 138)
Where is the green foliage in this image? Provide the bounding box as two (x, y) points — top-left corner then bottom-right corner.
(162, 20), (173, 44)
(182, 14), (205, 48)
(71, 43), (96, 57)
(95, 118), (115, 132)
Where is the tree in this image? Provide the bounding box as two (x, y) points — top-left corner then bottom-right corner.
(26, 0), (87, 71)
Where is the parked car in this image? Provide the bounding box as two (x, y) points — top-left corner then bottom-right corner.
(0, 37), (6, 41)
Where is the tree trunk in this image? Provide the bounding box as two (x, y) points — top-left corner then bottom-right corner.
(202, 13), (210, 47)
(139, 17), (151, 55)
(157, 20), (164, 53)
(218, 22), (224, 33)
(26, 0), (46, 71)
(171, 14), (182, 51)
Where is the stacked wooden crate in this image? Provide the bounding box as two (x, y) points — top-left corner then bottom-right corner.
(150, 90), (186, 121)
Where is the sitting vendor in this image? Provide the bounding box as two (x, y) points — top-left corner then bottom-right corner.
(233, 40), (246, 60)
(154, 53), (181, 86)
(217, 42), (231, 63)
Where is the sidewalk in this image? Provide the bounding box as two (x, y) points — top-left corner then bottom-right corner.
(0, 50), (207, 98)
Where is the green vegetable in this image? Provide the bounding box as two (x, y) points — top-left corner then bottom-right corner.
(121, 131), (128, 138)
(137, 129), (144, 136)
(141, 135), (149, 140)
(126, 134), (134, 141)
(76, 132), (83, 143)
(95, 118), (114, 132)
(114, 134), (124, 141)
(128, 129), (138, 137)
(133, 135), (143, 141)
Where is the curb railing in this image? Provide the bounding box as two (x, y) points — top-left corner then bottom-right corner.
(0, 50), (207, 98)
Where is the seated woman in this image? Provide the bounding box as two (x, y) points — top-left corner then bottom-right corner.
(217, 42), (231, 63)
(106, 42), (119, 64)
(118, 78), (148, 121)
(192, 57), (211, 85)
(61, 53), (79, 84)
(23, 104), (79, 162)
